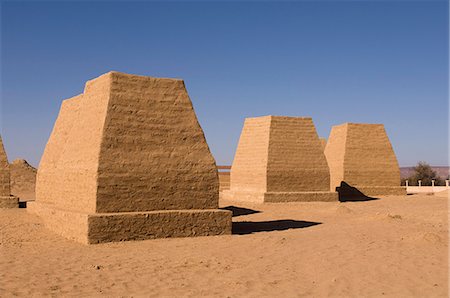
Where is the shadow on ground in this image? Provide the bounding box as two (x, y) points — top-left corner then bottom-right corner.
(220, 206), (261, 217)
(337, 182), (379, 202)
(233, 220), (321, 235)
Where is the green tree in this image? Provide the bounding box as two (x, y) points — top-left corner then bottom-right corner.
(406, 161), (444, 186)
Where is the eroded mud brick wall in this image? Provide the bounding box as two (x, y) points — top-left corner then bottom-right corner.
(0, 136), (11, 196)
(325, 123), (401, 190)
(230, 116), (271, 193)
(266, 117), (330, 192)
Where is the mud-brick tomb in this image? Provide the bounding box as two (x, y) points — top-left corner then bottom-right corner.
(324, 123), (405, 196)
(28, 71), (232, 244)
(0, 135), (19, 208)
(221, 116), (338, 203)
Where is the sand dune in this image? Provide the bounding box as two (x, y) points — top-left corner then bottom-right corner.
(0, 194), (447, 297)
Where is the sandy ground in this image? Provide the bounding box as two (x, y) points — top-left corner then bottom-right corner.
(0, 193), (447, 297)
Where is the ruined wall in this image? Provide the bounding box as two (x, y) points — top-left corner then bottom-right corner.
(230, 116), (271, 193)
(266, 117), (330, 192)
(0, 136), (10, 196)
(325, 123), (401, 191)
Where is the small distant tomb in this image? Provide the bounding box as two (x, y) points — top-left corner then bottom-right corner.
(324, 123), (405, 197)
(222, 116), (337, 203)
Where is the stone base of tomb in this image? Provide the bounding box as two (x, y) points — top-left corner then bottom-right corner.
(336, 185), (406, 198)
(28, 201), (232, 244)
(0, 195), (19, 208)
(221, 190), (338, 203)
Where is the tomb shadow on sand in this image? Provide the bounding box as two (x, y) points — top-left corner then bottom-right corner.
(220, 206), (261, 217)
(337, 182), (379, 202)
(232, 220), (321, 235)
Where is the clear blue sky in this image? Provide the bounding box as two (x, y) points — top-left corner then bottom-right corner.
(1, 0), (448, 168)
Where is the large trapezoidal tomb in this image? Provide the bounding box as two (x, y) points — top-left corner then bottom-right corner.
(324, 123), (405, 196)
(0, 135), (19, 208)
(28, 71), (231, 244)
(222, 116), (337, 203)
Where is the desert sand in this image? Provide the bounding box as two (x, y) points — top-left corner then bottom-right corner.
(1, 193), (447, 297)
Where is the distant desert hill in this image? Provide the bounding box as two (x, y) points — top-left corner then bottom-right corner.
(400, 166), (449, 179)
(10, 159), (37, 201)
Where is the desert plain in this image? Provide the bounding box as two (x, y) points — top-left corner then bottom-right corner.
(1, 192), (447, 297)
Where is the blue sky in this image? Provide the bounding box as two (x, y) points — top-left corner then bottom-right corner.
(1, 0), (448, 168)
